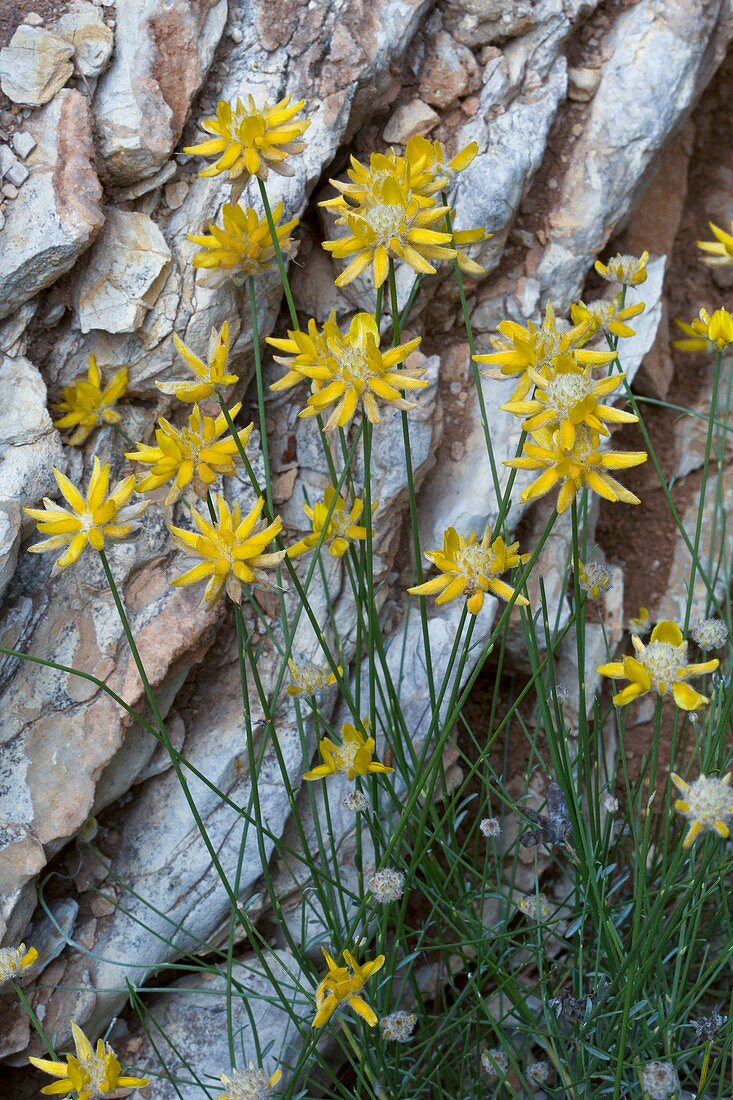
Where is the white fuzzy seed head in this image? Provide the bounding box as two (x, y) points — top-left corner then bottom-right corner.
(380, 1010), (417, 1042)
(368, 868), (405, 903)
(641, 1060), (679, 1099)
(480, 817), (501, 837)
(526, 1059), (551, 1085)
(481, 1048), (509, 1079)
(342, 790), (369, 813)
(691, 617), (729, 651)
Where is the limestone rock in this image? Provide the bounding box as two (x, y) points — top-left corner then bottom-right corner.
(418, 29), (481, 108)
(0, 25), (75, 107)
(443, 0), (535, 46)
(383, 98), (440, 142)
(93, 0), (228, 184)
(54, 1), (114, 79)
(77, 209), (172, 334)
(0, 91), (104, 322)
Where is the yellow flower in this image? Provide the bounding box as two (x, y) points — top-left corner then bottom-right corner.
(500, 354), (638, 449)
(29, 1020), (149, 1100)
(288, 488), (371, 559)
(157, 322), (237, 403)
(696, 220), (733, 266)
(312, 947), (385, 1028)
(169, 494), (285, 606)
(569, 296), (645, 340)
(408, 525), (530, 615)
(597, 620), (719, 710)
(23, 458), (146, 570)
(187, 202), (299, 287)
(673, 307), (733, 353)
(184, 95), (310, 200)
(474, 302), (616, 399)
(0, 943), (38, 987)
(126, 404), (253, 505)
(303, 718), (394, 781)
(578, 560), (613, 600)
(287, 658), (342, 696)
(219, 1065), (282, 1099)
(404, 135), (478, 198)
(505, 425), (647, 514)
(671, 771), (733, 848)
(322, 171), (456, 288)
(53, 354), (128, 446)
(628, 606), (651, 635)
(594, 250), (649, 286)
(270, 311), (425, 431)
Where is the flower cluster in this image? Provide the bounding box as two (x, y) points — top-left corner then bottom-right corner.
(312, 947), (384, 1028)
(320, 136), (484, 287)
(303, 719), (393, 782)
(0, 943), (37, 986)
(188, 202), (299, 288)
(409, 524), (529, 616)
(380, 1010), (417, 1042)
(53, 355), (128, 446)
(598, 620), (719, 712)
(218, 1065), (282, 1100)
(578, 560), (614, 600)
(478, 267), (648, 514)
(29, 1021), (149, 1100)
(270, 311), (426, 432)
(671, 770), (733, 848)
(288, 488), (372, 559)
(368, 868), (405, 903)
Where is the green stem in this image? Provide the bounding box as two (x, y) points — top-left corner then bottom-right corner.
(13, 981), (57, 1058)
(258, 178), (298, 330)
(248, 274), (274, 516)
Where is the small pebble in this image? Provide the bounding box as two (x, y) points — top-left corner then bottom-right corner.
(23, 12), (44, 25)
(2, 183), (19, 198)
(5, 162), (29, 187)
(12, 131), (36, 159)
(164, 180), (189, 209)
(227, 25), (243, 42)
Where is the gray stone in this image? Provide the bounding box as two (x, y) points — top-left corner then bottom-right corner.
(0, 26), (75, 107)
(54, 1), (114, 78)
(0, 91), (104, 322)
(10, 132), (36, 159)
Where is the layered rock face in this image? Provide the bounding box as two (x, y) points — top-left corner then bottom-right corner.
(1, 0), (733, 1093)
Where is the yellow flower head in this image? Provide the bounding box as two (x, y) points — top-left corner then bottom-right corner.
(500, 354), (638, 450)
(405, 135), (478, 198)
(29, 1020), (149, 1100)
(126, 404), (253, 505)
(597, 620), (719, 711)
(288, 487), (372, 559)
(169, 494), (285, 606)
(569, 295), (645, 340)
(287, 658), (342, 696)
(24, 458), (146, 570)
(674, 307), (733, 353)
(628, 606), (651, 635)
(696, 220), (733, 266)
(187, 202), (299, 288)
(269, 311), (425, 431)
(505, 424), (647, 514)
(578, 560), (613, 601)
(671, 771), (733, 848)
(219, 1065), (282, 1099)
(408, 525), (530, 615)
(474, 301), (616, 399)
(184, 94), (310, 200)
(53, 355), (128, 446)
(322, 169), (456, 288)
(312, 947), (385, 1029)
(157, 322), (237, 403)
(594, 250), (649, 286)
(0, 943), (38, 987)
(303, 718), (394, 782)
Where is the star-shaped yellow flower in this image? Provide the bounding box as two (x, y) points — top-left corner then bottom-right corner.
(500, 354), (637, 450)
(157, 322), (237, 403)
(569, 295), (645, 340)
(408, 525), (529, 615)
(505, 425), (647, 514)
(597, 620), (719, 710)
(673, 307), (733, 353)
(53, 354), (128, 446)
(126, 404), (253, 505)
(270, 311), (425, 431)
(187, 201), (298, 288)
(594, 250), (648, 286)
(23, 458), (146, 570)
(288, 488), (372, 559)
(169, 494), (285, 605)
(303, 719), (394, 782)
(184, 94), (310, 200)
(29, 1020), (149, 1100)
(696, 220), (733, 266)
(312, 947), (385, 1029)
